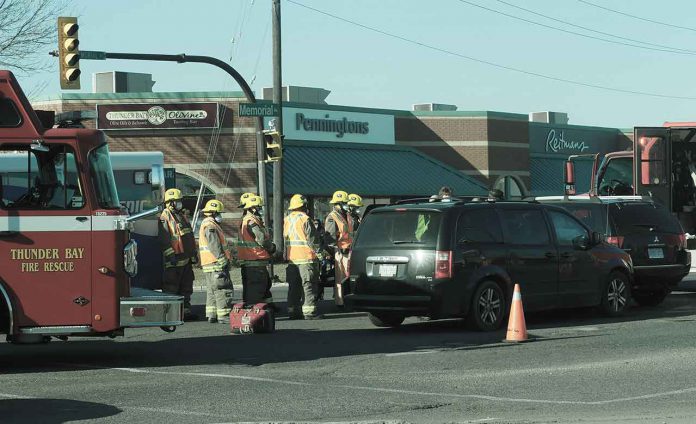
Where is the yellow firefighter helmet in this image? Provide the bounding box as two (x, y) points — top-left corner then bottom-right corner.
(238, 192), (255, 208)
(164, 188), (183, 202)
(347, 193), (363, 207)
(288, 194), (307, 211)
(202, 199), (224, 214)
(244, 195), (264, 209)
(330, 190), (349, 204)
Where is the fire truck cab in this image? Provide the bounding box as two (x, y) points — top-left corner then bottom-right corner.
(0, 70), (183, 343)
(566, 125), (696, 234)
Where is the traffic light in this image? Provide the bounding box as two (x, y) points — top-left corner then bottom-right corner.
(263, 130), (283, 162)
(57, 17), (81, 90)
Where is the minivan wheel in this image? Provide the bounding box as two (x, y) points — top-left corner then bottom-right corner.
(600, 272), (631, 316)
(467, 280), (506, 332)
(633, 289), (670, 307)
(368, 313), (405, 328)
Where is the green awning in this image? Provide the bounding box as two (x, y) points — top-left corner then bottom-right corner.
(267, 140), (488, 197)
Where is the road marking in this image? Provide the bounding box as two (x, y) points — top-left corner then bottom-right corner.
(0, 392), (34, 399)
(65, 363), (696, 406)
(385, 349), (441, 357)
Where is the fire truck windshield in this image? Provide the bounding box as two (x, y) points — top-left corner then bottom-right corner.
(89, 144), (120, 209)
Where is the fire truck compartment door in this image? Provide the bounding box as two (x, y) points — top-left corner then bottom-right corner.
(2, 215), (93, 327)
(120, 288), (183, 328)
(634, 127), (671, 208)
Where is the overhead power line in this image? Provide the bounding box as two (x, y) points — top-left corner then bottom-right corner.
(457, 0), (696, 56)
(493, 0), (696, 54)
(577, 0), (696, 33)
(285, 0), (696, 101)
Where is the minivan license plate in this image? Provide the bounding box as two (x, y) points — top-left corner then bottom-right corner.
(379, 264), (397, 277)
(648, 248), (664, 259)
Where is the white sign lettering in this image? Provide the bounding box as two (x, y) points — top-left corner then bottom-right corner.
(546, 129), (589, 153)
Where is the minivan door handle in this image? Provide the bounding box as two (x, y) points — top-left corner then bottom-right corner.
(75, 216), (88, 222)
(544, 252), (557, 259)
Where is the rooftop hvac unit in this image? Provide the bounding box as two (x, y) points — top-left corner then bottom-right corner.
(529, 111), (569, 125)
(412, 103), (458, 112)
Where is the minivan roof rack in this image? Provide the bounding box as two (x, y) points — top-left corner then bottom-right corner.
(535, 195), (653, 204)
(393, 196), (540, 206)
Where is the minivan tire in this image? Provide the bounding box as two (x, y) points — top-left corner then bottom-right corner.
(599, 271), (631, 316)
(368, 312), (405, 328)
(466, 280), (506, 332)
(633, 289), (669, 307)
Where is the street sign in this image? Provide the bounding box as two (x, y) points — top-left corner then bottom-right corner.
(239, 103), (279, 117)
(80, 50), (107, 60)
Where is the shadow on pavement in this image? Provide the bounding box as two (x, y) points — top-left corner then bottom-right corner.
(0, 399), (121, 423)
(2, 288), (695, 375)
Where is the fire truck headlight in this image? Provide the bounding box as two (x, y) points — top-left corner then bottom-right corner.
(123, 240), (138, 277)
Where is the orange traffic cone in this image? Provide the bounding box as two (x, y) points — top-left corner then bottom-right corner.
(504, 284), (530, 343)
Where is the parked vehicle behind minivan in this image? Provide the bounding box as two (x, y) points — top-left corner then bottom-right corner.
(536, 196), (690, 306)
(344, 199), (634, 331)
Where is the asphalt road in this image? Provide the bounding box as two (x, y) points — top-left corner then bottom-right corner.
(4, 277), (696, 424)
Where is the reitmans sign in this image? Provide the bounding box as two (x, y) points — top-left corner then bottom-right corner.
(97, 103), (219, 130)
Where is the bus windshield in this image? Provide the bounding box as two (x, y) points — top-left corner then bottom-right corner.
(89, 144), (120, 209)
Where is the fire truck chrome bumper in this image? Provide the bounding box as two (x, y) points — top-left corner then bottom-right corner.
(120, 288), (184, 328)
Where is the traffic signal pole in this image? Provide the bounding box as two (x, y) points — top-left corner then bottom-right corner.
(272, 0), (285, 257)
(71, 50), (271, 226)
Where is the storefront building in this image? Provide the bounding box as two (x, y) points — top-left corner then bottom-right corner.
(32, 78), (633, 234)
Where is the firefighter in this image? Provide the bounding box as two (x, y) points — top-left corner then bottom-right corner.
(284, 194), (323, 320)
(347, 193), (363, 233)
(238, 195), (276, 305)
(198, 199), (234, 324)
(159, 188), (198, 321)
(324, 190), (353, 308)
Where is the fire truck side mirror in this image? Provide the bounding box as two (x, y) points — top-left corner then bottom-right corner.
(150, 164), (165, 203)
(564, 161), (576, 195)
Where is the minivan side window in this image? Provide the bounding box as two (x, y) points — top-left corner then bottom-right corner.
(457, 209), (502, 243)
(500, 209), (550, 245)
(548, 211), (588, 246)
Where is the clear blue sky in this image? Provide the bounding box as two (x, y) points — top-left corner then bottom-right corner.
(19, 0), (696, 128)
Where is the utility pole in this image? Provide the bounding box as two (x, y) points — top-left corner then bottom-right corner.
(272, 0), (284, 255)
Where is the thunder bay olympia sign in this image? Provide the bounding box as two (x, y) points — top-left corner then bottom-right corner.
(97, 103), (219, 130)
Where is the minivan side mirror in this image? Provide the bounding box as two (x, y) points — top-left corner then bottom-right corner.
(572, 234), (590, 250)
(591, 231), (603, 246)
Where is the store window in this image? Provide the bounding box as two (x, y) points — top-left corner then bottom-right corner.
(493, 175), (527, 200)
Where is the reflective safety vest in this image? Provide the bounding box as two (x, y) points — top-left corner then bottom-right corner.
(328, 210), (353, 250)
(238, 214), (271, 265)
(284, 211), (317, 264)
(198, 217), (231, 273)
(160, 208), (195, 268)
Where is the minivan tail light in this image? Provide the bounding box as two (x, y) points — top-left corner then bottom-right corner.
(435, 250), (452, 279)
(678, 233), (687, 249)
(606, 236), (624, 248)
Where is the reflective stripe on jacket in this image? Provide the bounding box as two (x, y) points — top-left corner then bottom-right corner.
(284, 211), (317, 264)
(198, 217), (231, 273)
(238, 214), (271, 265)
(328, 210), (353, 250)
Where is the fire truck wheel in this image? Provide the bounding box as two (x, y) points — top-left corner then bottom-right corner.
(160, 326), (177, 333)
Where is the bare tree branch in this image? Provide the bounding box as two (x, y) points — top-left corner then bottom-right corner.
(0, 0), (68, 75)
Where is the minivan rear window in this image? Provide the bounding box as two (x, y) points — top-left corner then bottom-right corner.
(554, 203), (607, 234)
(354, 210), (442, 249)
(609, 203), (682, 235)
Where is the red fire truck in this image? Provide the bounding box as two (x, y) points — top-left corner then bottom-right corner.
(566, 124), (696, 234)
(0, 70), (183, 344)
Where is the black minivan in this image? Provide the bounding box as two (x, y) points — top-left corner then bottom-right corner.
(536, 197), (690, 306)
(344, 199), (634, 331)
